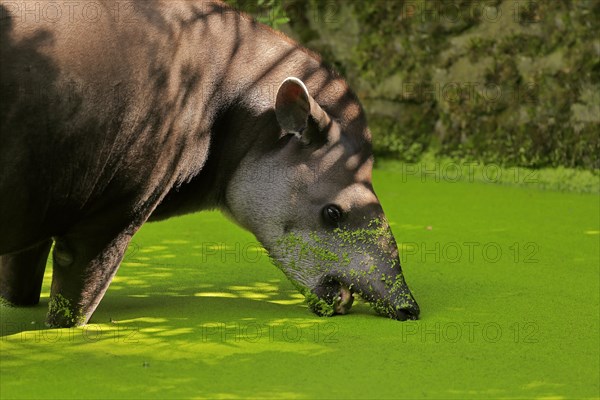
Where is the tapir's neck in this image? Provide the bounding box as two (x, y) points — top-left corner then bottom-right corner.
(151, 2), (353, 219)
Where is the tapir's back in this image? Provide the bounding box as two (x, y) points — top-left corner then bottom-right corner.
(0, 0), (239, 252)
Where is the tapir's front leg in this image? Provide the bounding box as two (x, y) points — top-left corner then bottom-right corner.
(47, 220), (136, 327)
(0, 239), (53, 306)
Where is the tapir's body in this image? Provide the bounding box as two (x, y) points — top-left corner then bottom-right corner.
(0, 0), (419, 327)
(1, 0), (326, 246)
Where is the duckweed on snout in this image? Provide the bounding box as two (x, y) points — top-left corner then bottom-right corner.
(270, 218), (412, 317)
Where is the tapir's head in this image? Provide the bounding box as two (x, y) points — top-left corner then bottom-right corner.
(225, 77), (419, 320)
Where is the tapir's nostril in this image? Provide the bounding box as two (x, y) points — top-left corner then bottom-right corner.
(396, 310), (409, 321)
(396, 302), (420, 321)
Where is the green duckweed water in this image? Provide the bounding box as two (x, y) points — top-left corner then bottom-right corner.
(1, 166), (598, 399)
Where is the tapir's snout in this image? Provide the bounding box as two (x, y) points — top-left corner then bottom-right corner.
(310, 268), (419, 320)
(335, 253), (420, 321)
(271, 216), (420, 321)
(333, 216), (420, 321)
(375, 255), (420, 321)
(391, 287), (420, 321)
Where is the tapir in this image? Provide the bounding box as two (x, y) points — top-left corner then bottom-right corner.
(0, 0), (419, 327)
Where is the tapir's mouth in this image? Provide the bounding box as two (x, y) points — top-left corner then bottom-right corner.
(334, 284), (354, 314)
(308, 277), (354, 316)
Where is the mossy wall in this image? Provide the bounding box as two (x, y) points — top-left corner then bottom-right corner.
(228, 0), (599, 170)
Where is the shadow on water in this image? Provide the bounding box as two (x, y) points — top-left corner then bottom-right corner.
(0, 235), (373, 338)
(1, 239), (344, 400)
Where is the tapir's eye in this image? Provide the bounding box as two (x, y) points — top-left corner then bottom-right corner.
(322, 204), (343, 226)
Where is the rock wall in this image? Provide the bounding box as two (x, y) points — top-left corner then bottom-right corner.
(230, 0), (599, 169)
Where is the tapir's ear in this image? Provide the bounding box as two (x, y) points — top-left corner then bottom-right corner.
(275, 77), (330, 145)
(275, 77), (310, 136)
